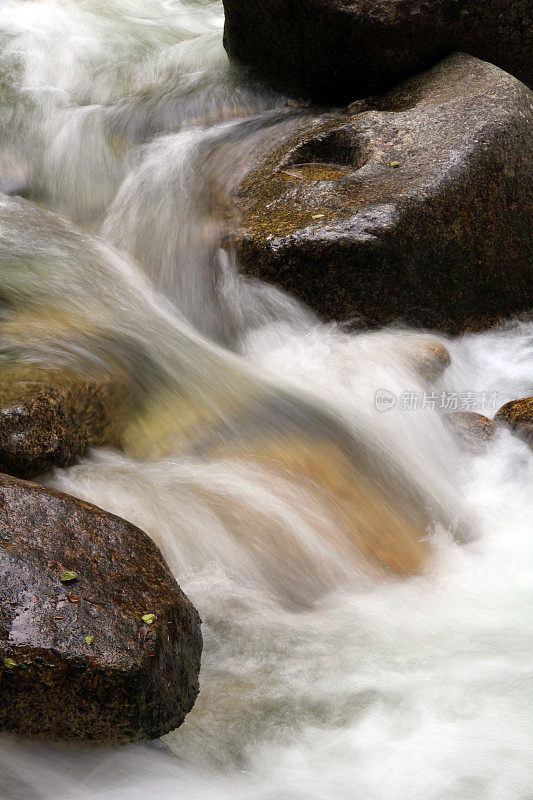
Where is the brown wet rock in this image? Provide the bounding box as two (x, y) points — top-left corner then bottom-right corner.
(446, 411), (497, 450)
(223, 0), (532, 103)
(0, 474), (202, 742)
(232, 55), (533, 334)
(409, 342), (451, 382)
(0, 366), (133, 479)
(495, 397), (533, 446)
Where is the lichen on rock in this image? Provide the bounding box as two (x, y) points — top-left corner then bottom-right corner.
(232, 55), (533, 333)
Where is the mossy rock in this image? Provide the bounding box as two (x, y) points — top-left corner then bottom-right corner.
(232, 54), (532, 333)
(495, 397), (533, 446)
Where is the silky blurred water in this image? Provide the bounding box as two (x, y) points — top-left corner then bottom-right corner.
(0, 1), (531, 799)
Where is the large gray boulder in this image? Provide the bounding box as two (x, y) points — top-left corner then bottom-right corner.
(223, 0), (532, 102)
(231, 55), (533, 333)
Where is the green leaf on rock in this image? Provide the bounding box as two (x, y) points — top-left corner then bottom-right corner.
(390, 161), (401, 168)
(59, 570), (78, 583)
(311, 213), (325, 219)
(3, 658), (16, 669)
(142, 614), (156, 625)
(85, 635), (95, 645)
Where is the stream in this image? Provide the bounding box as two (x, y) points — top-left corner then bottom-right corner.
(0, 1), (531, 798)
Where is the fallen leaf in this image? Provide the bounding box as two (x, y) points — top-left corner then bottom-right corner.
(311, 213), (325, 219)
(84, 635), (95, 645)
(59, 570), (78, 583)
(3, 658), (16, 669)
(142, 613), (156, 625)
(390, 161), (401, 168)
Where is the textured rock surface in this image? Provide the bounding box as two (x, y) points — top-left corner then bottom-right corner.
(0, 366), (132, 479)
(223, 0), (533, 102)
(232, 55), (533, 333)
(495, 397), (533, 446)
(446, 411), (496, 450)
(0, 474), (202, 742)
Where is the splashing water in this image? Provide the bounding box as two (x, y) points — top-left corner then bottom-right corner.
(0, 1), (531, 799)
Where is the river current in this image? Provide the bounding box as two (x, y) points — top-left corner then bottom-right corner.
(0, 2), (531, 799)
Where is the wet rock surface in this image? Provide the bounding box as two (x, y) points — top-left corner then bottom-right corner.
(0, 367), (132, 479)
(446, 412), (497, 450)
(232, 55), (533, 333)
(495, 397), (533, 446)
(409, 341), (451, 383)
(223, 0), (532, 103)
(0, 474), (202, 742)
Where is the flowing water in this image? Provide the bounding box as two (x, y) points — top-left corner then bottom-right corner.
(0, 1), (531, 798)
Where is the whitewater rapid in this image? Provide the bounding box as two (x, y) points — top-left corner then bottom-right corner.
(0, 1), (531, 799)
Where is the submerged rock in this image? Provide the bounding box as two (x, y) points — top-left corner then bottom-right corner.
(409, 341), (451, 383)
(0, 366), (132, 479)
(0, 156), (29, 197)
(0, 474), (202, 742)
(232, 55), (533, 333)
(223, 0), (532, 102)
(446, 412), (496, 451)
(495, 397), (533, 446)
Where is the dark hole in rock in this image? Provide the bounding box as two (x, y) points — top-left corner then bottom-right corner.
(296, 127), (370, 167)
(280, 127), (371, 181)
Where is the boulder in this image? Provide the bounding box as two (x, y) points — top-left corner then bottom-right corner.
(0, 474), (202, 742)
(223, 0), (532, 103)
(231, 55), (533, 333)
(446, 411), (496, 450)
(495, 397), (533, 446)
(0, 366), (132, 479)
